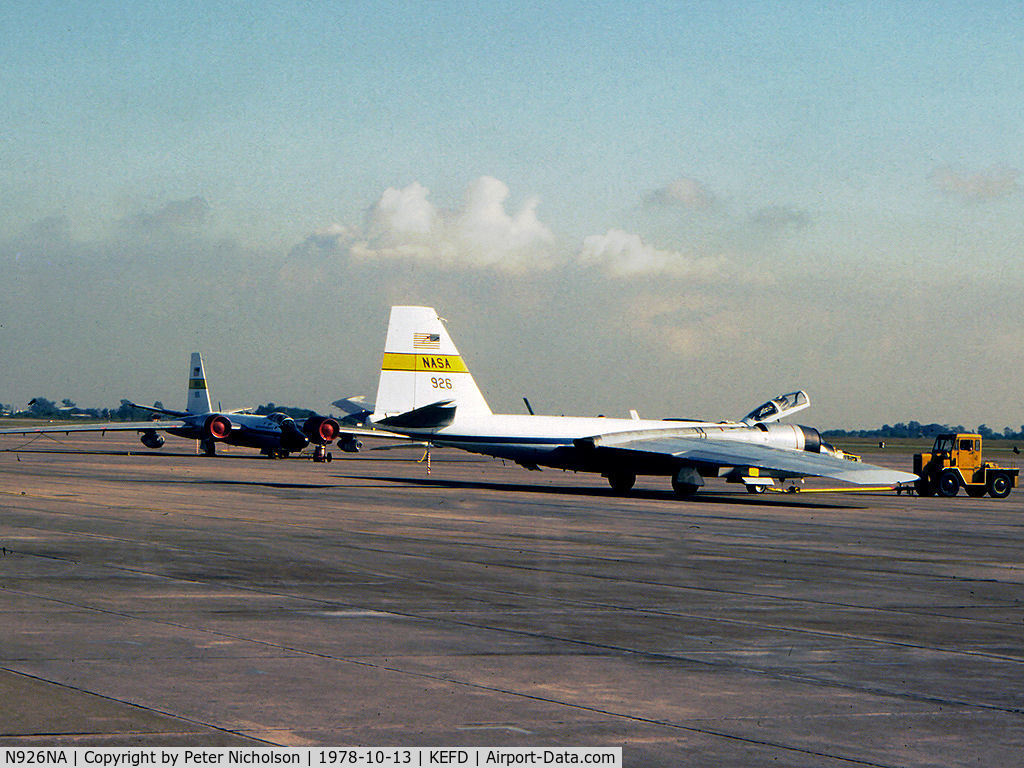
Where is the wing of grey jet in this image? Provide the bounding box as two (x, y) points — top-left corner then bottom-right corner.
(0, 419), (187, 436)
(577, 432), (918, 486)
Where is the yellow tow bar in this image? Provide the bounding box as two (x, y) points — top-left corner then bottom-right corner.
(768, 485), (904, 494)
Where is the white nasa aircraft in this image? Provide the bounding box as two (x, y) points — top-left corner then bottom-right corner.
(0, 353), (361, 459)
(365, 306), (917, 497)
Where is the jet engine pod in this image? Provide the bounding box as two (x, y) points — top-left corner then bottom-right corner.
(203, 414), (233, 441)
(337, 434), (363, 453)
(139, 429), (165, 449)
(303, 416), (340, 445)
(756, 423), (824, 453)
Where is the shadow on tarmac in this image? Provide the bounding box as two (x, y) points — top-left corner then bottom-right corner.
(0, 447), (481, 463)
(344, 473), (857, 509)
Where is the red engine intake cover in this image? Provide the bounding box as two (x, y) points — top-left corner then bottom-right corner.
(310, 417), (340, 444)
(204, 414), (232, 441)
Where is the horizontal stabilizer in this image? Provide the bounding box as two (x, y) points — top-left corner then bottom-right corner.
(377, 399), (456, 430)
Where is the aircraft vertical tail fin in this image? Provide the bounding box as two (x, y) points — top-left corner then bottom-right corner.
(186, 352), (213, 414)
(372, 306), (492, 421)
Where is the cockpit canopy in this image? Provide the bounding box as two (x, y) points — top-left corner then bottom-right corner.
(741, 390), (810, 425)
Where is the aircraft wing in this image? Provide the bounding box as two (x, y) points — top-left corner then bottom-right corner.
(332, 396), (375, 426)
(0, 420), (186, 436)
(129, 402), (189, 418)
(579, 432), (918, 486)
(332, 395), (372, 415)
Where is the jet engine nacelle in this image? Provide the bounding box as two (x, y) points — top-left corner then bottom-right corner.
(337, 434), (363, 453)
(203, 414), (233, 441)
(756, 423), (824, 453)
(303, 416), (340, 445)
(711, 423), (829, 454)
(140, 429), (165, 449)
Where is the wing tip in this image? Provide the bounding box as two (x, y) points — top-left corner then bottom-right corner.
(838, 468), (919, 486)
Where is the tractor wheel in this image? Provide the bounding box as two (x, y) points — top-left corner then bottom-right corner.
(987, 472), (1013, 499)
(966, 485), (987, 498)
(915, 477), (935, 497)
(937, 469), (961, 497)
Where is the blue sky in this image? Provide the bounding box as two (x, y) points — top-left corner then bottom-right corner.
(2, 2), (1023, 428)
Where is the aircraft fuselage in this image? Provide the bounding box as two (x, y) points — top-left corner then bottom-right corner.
(388, 413), (711, 470)
(163, 412), (312, 454)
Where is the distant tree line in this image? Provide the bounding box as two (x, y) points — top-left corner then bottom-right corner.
(0, 397), (157, 421)
(822, 421), (1024, 440)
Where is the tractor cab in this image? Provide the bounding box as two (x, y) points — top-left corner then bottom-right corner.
(929, 434), (980, 469)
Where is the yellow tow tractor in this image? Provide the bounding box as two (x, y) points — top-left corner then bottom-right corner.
(913, 433), (1019, 498)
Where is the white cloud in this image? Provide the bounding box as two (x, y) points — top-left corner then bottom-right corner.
(577, 229), (728, 279)
(366, 181), (438, 239)
(350, 176), (556, 273)
(453, 176), (554, 267)
(292, 179), (733, 281)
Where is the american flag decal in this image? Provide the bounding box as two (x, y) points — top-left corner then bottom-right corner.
(413, 333), (441, 350)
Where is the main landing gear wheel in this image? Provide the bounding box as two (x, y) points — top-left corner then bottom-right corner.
(937, 469), (961, 497)
(987, 472), (1012, 499)
(605, 471), (636, 494)
(671, 467), (703, 499)
(672, 479), (701, 498)
(671, 476), (701, 499)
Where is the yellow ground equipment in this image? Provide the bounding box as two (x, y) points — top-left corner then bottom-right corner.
(913, 433), (1018, 498)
